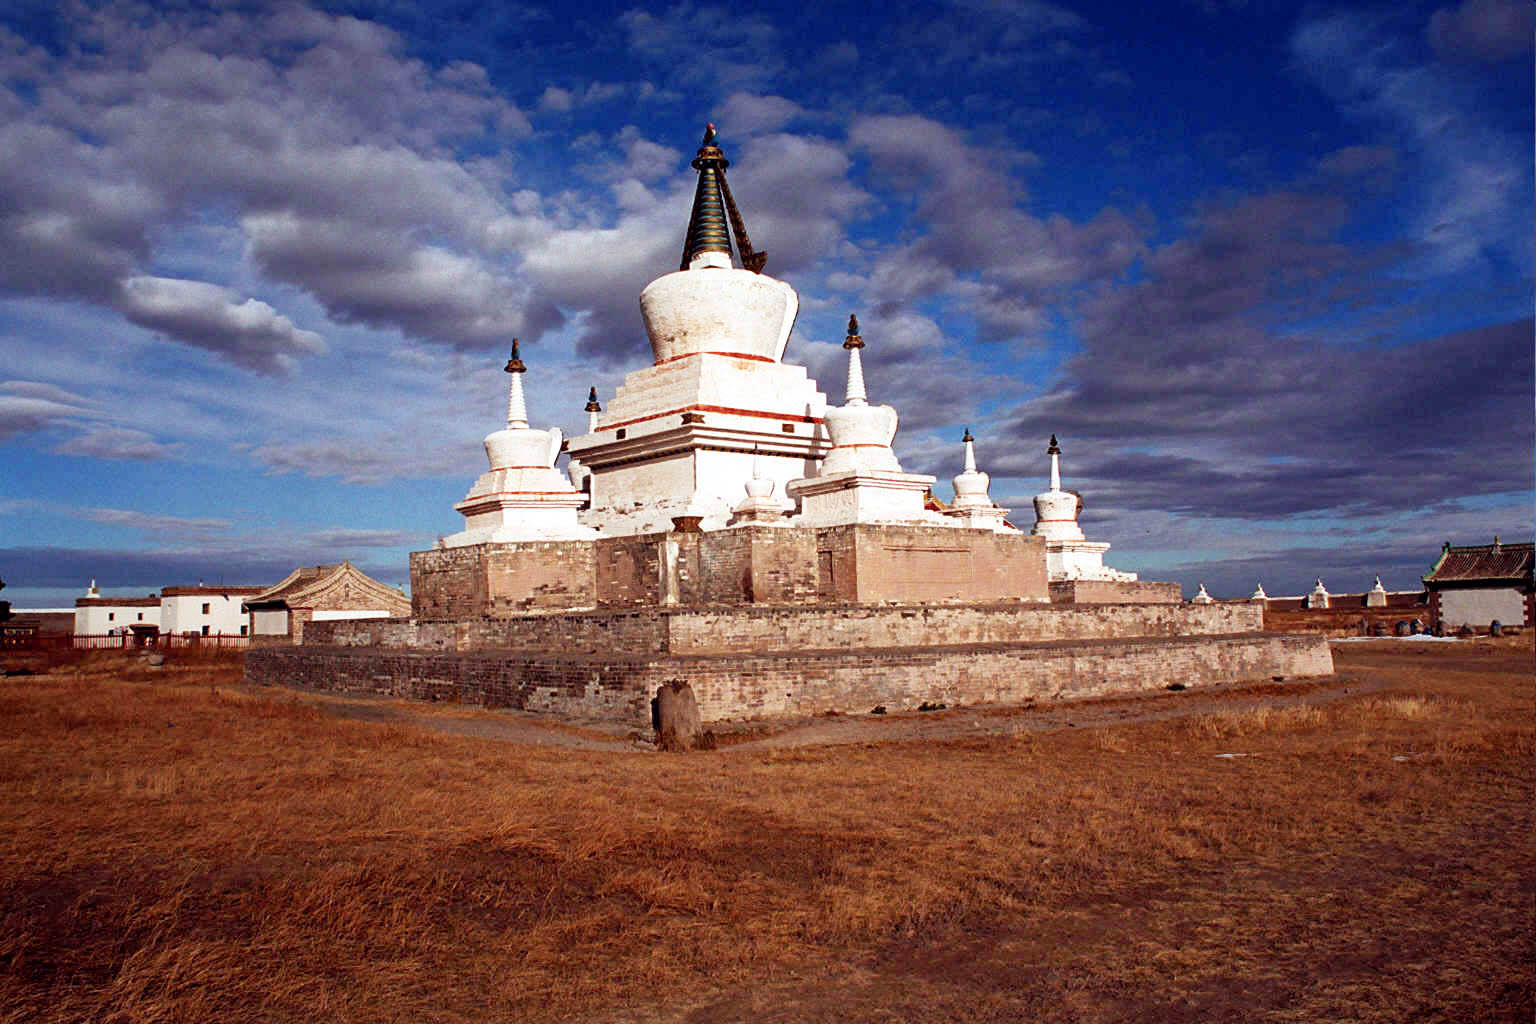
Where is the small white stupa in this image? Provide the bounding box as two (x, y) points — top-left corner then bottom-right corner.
(788, 315), (937, 526)
(944, 429), (1012, 531)
(1191, 583), (1214, 604)
(1306, 577), (1330, 609)
(1366, 575), (1387, 607)
(1031, 435), (1135, 582)
(443, 341), (598, 547)
(1250, 582), (1268, 603)
(728, 449), (793, 526)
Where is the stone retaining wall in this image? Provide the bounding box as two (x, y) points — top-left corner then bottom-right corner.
(303, 601), (1264, 655)
(246, 631), (1333, 726)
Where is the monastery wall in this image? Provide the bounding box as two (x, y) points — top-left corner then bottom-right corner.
(247, 630), (1330, 726)
(305, 600), (1261, 655)
(815, 524), (1049, 604)
(411, 542), (599, 618)
(1263, 601), (1432, 637)
(408, 523), (1052, 617)
(1049, 580), (1181, 604)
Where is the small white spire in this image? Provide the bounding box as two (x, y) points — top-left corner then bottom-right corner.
(962, 428), (977, 473)
(1047, 434), (1062, 492)
(504, 339), (528, 428)
(507, 373), (527, 428)
(845, 345), (867, 406)
(842, 314), (867, 407)
(1192, 582), (1213, 604)
(1251, 582), (1267, 600)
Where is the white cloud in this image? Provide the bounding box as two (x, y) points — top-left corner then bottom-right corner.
(56, 427), (182, 462)
(119, 275), (325, 373)
(717, 92), (804, 135)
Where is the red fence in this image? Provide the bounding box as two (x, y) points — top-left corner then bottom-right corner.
(2, 632), (250, 652)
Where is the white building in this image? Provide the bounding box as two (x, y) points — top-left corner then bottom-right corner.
(160, 585), (263, 637)
(73, 579), (162, 636)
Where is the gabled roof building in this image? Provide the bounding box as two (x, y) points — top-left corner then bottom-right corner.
(1423, 538), (1534, 632)
(244, 562), (410, 644)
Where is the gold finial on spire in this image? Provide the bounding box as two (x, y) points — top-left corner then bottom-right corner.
(843, 313), (864, 350)
(504, 339), (525, 374)
(1047, 433), (1060, 455)
(584, 386), (601, 413)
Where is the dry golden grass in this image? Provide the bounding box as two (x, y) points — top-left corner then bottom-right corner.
(0, 640), (1531, 1022)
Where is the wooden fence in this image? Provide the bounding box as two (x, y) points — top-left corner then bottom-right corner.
(2, 632), (250, 652)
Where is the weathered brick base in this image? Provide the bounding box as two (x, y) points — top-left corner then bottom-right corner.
(246, 625), (1333, 726)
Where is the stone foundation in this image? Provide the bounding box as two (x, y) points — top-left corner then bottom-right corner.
(410, 523), (1048, 617)
(303, 600), (1262, 655)
(246, 629), (1333, 726)
(246, 600), (1332, 726)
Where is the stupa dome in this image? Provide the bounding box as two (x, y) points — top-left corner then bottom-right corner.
(640, 270), (797, 364)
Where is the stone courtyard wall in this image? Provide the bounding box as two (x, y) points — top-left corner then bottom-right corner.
(305, 601), (1262, 655)
(247, 630), (1332, 726)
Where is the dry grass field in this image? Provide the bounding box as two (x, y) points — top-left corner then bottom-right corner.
(0, 639), (1531, 1023)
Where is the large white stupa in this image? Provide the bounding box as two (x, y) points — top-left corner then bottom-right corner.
(440, 126), (1135, 570)
(565, 125), (829, 535)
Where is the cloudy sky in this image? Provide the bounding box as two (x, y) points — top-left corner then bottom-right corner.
(1, 0), (1530, 608)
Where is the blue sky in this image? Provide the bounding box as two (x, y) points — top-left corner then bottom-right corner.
(1, 0), (1531, 608)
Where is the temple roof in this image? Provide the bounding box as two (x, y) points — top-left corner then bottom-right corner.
(680, 124), (766, 273)
(244, 562), (407, 610)
(1423, 540), (1534, 584)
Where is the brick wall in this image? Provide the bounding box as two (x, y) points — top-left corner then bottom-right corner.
(306, 601), (1262, 656)
(247, 630), (1332, 726)
(814, 524), (1048, 604)
(1263, 603), (1432, 636)
(411, 542), (599, 618)
(1049, 580), (1182, 604)
(408, 523), (1051, 617)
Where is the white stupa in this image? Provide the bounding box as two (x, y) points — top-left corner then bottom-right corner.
(788, 316), (937, 526)
(1367, 575), (1387, 607)
(565, 125), (829, 534)
(442, 341), (598, 547)
(728, 449), (794, 526)
(1031, 435), (1135, 582)
(1191, 583), (1214, 604)
(1306, 577), (1330, 609)
(943, 429), (1012, 531)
